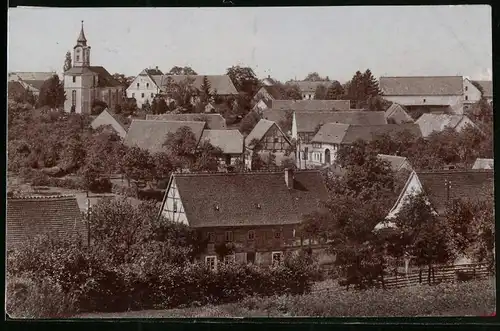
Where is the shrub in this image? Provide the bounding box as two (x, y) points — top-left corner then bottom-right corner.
(112, 183), (138, 197)
(88, 177), (112, 193)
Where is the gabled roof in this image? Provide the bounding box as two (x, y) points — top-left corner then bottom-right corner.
(151, 75), (238, 95)
(380, 76), (464, 96)
(261, 109), (290, 124)
(64, 66), (121, 87)
(384, 103), (414, 123)
(200, 130), (244, 154)
(472, 158), (493, 170)
(8, 81), (27, 97)
(124, 119), (206, 154)
(8, 72), (56, 82)
(473, 80), (493, 98)
(7, 195), (85, 248)
(295, 111), (387, 133)
(417, 170), (494, 214)
(271, 99), (351, 111)
(258, 85), (286, 100)
(91, 109), (129, 138)
(146, 113), (227, 130)
(245, 119), (290, 148)
(415, 113), (474, 137)
(164, 170), (328, 227)
(378, 154), (411, 172)
(312, 123), (422, 144)
(287, 80), (336, 93)
(145, 68), (164, 76)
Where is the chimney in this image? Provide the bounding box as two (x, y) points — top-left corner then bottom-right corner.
(156, 66), (158, 70)
(285, 168), (294, 189)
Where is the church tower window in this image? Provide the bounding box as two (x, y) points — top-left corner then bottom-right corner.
(72, 90), (77, 106)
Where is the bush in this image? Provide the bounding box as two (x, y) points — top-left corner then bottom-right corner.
(138, 189), (164, 202)
(112, 183), (138, 197)
(88, 177), (112, 193)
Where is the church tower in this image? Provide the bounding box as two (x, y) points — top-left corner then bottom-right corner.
(73, 21), (91, 67)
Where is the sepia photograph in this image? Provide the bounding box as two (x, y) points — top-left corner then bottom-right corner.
(6, 5), (495, 319)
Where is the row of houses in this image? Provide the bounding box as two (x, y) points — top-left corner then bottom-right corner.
(7, 158), (494, 267)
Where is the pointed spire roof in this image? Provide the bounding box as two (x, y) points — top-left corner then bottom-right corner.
(77, 21), (87, 44)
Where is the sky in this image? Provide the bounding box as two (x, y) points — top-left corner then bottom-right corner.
(8, 5), (492, 83)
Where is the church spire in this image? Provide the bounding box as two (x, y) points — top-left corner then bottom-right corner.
(77, 20), (87, 45)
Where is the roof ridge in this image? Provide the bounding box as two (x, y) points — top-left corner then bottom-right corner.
(380, 75), (463, 78)
(132, 119), (205, 124)
(173, 169), (320, 177)
(417, 169), (493, 174)
(8, 194), (77, 200)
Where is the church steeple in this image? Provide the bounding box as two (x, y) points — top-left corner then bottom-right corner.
(73, 21), (91, 67)
(77, 21), (87, 46)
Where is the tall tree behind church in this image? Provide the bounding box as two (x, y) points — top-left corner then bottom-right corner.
(38, 75), (66, 109)
(63, 51), (72, 72)
(344, 69), (383, 110)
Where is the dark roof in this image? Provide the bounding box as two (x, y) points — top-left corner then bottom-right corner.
(377, 154), (411, 172)
(380, 76), (464, 96)
(272, 100), (351, 111)
(7, 195), (86, 248)
(146, 68), (164, 76)
(417, 170), (494, 214)
(286, 80), (336, 93)
(167, 170), (329, 227)
(415, 114), (475, 137)
(22, 79), (47, 90)
(200, 130), (244, 154)
(261, 109), (289, 124)
(64, 66), (121, 87)
(124, 119), (206, 153)
(146, 113), (227, 130)
(151, 75), (238, 95)
(384, 103), (414, 123)
(260, 85), (286, 99)
(8, 81), (27, 97)
(295, 111), (387, 133)
(473, 80), (493, 98)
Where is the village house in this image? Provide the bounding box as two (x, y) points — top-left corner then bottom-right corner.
(124, 67), (164, 108)
(253, 85), (286, 105)
(127, 73), (238, 108)
(6, 195), (87, 250)
(200, 129), (244, 167)
(146, 113), (227, 130)
(157, 169), (329, 267)
(244, 119), (293, 169)
(415, 113), (477, 138)
(63, 22), (124, 114)
(271, 99), (351, 111)
(473, 80), (493, 105)
(472, 158), (493, 170)
(377, 154), (414, 172)
(384, 103), (414, 124)
(90, 108), (130, 139)
(261, 75), (279, 86)
(303, 123), (421, 168)
(379, 76), (465, 115)
(463, 77), (485, 110)
(286, 80), (335, 100)
(292, 111), (387, 168)
(8, 71), (56, 96)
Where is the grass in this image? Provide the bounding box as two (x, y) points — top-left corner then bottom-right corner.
(76, 277), (495, 318)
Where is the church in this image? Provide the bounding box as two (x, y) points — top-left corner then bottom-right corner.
(63, 22), (123, 114)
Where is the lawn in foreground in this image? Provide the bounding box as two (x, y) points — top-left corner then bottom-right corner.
(77, 277), (495, 318)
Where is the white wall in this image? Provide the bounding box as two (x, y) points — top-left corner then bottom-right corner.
(297, 143), (339, 169)
(386, 172), (423, 219)
(463, 78), (482, 105)
(160, 178), (189, 225)
(384, 95), (463, 107)
(126, 75), (160, 108)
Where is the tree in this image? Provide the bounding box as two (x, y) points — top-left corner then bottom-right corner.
(313, 84), (328, 100)
(226, 66), (260, 96)
(168, 66), (198, 75)
(239, 111), (261, 135)
(156, 97), (168, 115)
(63, 51), (72, 72)
(112, 73), (134, 89)
(38, 75), (66, 109)
(121, 146), (155, 186)
(280, 83), (302, 100)
(163, 126), (199, 170)
(362, 69), (381, 98)
(164, 76), (198, 112)
(277, 110), (294, 136)
(304, 72), (328, 82)
(326, 81), (345, 100)
(152, 152), (173, 183)
(343, 69), (382, 109)
(142, 99), (152, 113)
(200, 75), (212, 103)
(194, 140), (224, 172)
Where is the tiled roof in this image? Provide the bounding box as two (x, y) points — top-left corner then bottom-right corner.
(146, 113), (227, 130)
(415, 113), (473, 137)
(64, 66), (121, 87)
(295, 111), (387, 133)
(151, 75), (238, 95)
(91, 109), (129, 138)
(8, 81), (27, 97)
(312, 123), (421, 144)
(8, 72), (55, 81)
(168, 170), (329, 227)
(417, 170), (494, 214)
(384, 103), (414, 123)
(378, 154), (411, 172)
(260, 85), (286, 100)
(244, 119), (275, 147)
(380, 76), (464, 96)
(261, 109), (289, 124)
(22, 79), (47, 91)
(124, 119), (206, 154)
(146, 68), (164, 76)
(7, 195), (86, 248)
(287, 80), (336, 93)
(472, 158), (493, 170)
(473, 80), (493, 98)
(271, 99), (351, 111)
(201, 130), (244, 154)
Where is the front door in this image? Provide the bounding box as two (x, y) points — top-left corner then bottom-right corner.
(247, 252), (256, 264)
(325, 149), (331, 164)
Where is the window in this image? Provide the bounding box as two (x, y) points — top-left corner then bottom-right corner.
(248, 230), (255, 241)
(272, 252), (283, 265)
(225, 231), (233, 242)
(312, 143), (322, 148)
(274, 231), (282, 239)
(465, 86), (468, 91)
(205, 256), (217, 271)
(72, 76), (76, 83)
(423, 98), (426, 103)
(224, 254), (236, 264)
(173, 200), (177, 212)
(151, 93), (154, 98)
(146, 83), (150, 88)
(137, 83), (139, 88)
(71, 90), (76, 106)
(141, 93), (145, 98)
(207, 232), (215, 243)
(76, 55), (80, 62)
(304, 147), (308, 160)
(465, 95), (468, 101)
(274, 137), (279, 143)
(132, 93), (135, 98)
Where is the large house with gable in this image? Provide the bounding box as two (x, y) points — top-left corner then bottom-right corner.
(415, 113), (477, 138)
(157, 169), (329, 268)
(63, 22), (124, 114)
(287, 80), (335, 100)
(8, 71), (56, 96)
(146, 113), (227, 130)
(472, 80), (493, 105)
(384, 103), (414, 124)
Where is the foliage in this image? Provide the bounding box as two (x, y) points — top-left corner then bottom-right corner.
(63, 51), (72, 72)
(37, 75), (66, 109)
(277, 110), (294, 135)
(151, 97), (168, 115)
(163, 126), (199, 170)
(200, 75), (212, 103)
(91, 100), (108, 115)
(304, 72), (329, 82)
(194, 140), (224, 172)
(226, 66), (260, 96)
(168, 66), (198, 75)
(342, 69), (384, 110)
(121, 146), (155, 184)
(325, 81), (345, 100)
(152, 152), (173, 182)
(279, 83), (302, 100)
(239, 110), (261, 135)
(313, 84), (328, 100)
(164, 76), (198, 112)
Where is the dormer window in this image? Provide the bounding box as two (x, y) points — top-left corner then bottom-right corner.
(274, 231), (282, 239)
